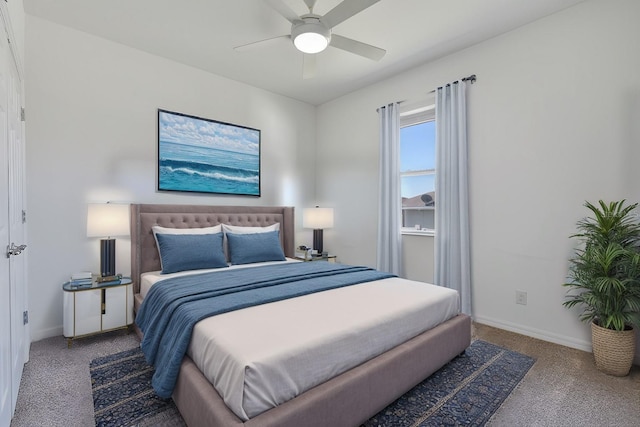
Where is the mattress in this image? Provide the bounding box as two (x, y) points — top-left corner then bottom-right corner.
(141, 262), (460, 421)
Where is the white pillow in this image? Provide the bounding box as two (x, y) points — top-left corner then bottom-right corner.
(221, 223), (279, 235)
(151, 224), (223, 270)
(152, 224), (222, 235)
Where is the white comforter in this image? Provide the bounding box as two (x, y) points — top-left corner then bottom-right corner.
(141, 261), (459, 421)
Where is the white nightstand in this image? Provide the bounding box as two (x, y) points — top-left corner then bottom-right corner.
(62, 277), (134, 347)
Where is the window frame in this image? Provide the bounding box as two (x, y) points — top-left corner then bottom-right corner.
(399, 102), (436, 236)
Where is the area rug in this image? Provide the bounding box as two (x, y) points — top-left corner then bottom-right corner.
(90, 347), (186, 427)
(362, 340), (535, 426)
(90, 340), (535, 427)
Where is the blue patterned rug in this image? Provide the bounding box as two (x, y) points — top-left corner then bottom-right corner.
(90, 340), (534, 427)
(362, 340), (535, 426)
(90, 348), (186, 427)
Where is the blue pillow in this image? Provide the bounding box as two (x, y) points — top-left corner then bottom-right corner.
(155, 232), (227, 274)
(226, 231), (286, 265)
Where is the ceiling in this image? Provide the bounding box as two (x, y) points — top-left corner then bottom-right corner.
(24, 0), (586, 105)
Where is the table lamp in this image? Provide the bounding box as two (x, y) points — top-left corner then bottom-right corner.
(87, 203), (130, 277)
(303, 207), (334, 255)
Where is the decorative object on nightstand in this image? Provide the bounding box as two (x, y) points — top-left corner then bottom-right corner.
(295, 245), (313, 260)
(87, 202), (130, 277)
(68, 271), (93, 288)
(62, 276), (134, 348)
(303, 206), (334, 255)
(294, 254), (337, 263)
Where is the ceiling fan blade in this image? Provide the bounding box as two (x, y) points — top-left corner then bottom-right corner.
(265, 0), (302, 24)
(321, 0), (381, 29)
(302, 53), (316, 79)
(234, 35), (291, 52)
(329, 34), (385, 61)
(303, 0), (318, 13)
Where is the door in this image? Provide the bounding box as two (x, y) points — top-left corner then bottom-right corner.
(103, 286), (127, 330)
(7, 37), (27, 412)
(0, 16), (11, 425)
(0, 6), (28, 424)
(0, 29), (13, 426)
(74, 290), (102, 336)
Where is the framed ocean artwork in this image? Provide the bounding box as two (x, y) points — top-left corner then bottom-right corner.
(157, 109), (261, 196)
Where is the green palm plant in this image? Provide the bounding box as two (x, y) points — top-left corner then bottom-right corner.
(563, 200), (640, 331)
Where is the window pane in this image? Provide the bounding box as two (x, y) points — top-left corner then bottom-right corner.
(403, 209), (435, 230)
(401, 175), (435, 200)
(400, 118), (436, 230)
(400, 121), (435, 172)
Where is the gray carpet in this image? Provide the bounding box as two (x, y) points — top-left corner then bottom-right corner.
(10, 324), (640, 426)
(12, 330), (140, 427)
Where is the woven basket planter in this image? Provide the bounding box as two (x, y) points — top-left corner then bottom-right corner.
(591, 321), (636, 376)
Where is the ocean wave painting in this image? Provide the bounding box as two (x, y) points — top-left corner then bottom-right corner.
(158, 110), (260, 196)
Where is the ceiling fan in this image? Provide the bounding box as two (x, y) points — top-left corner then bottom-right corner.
(234, 0), (386, 79)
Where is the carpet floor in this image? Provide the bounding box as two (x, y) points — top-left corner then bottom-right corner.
(11, 324), (640, 426)
(90, 340), (533, 427)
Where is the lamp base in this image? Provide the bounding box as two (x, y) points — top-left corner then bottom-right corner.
(312, 229), (323, 255)
(100, 238), (116, 277)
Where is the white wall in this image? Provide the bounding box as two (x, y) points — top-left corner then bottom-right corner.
(25, 16), (317, 340)
(402, 234), (434, 283)
(317, 0), (640, 355)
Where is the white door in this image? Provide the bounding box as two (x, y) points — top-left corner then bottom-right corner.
(0, 15), (12, 426)
(103, 286), (127, 330)
(0, 6), (28, 424)
(74, 290), (102, 336)
(7, 37), (28, 412)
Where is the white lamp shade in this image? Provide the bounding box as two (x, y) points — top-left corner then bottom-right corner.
(87, 203), (130, 237)
(294, 32), (329, 54)
(292, 19), (330, 54)
(303, 207), (334, 229)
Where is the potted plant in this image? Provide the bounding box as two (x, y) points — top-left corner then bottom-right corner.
(563, 200), (640, 376)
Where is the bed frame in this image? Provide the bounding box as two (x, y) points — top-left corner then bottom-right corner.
(130, 203), (471, 427)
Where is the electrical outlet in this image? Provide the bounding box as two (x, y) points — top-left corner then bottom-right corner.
(516, 290), (527, 305)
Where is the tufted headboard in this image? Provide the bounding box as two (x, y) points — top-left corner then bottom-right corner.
(130, 204), (295, 294)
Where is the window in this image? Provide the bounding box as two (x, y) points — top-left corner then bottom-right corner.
(400, 104), (436, 232)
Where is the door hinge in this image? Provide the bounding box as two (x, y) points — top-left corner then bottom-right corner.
(23, 311), (28, 325)
(22, 210), (26, 223)
(20, 107), (25, 122)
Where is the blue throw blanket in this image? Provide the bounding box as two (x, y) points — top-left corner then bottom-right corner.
(136, 262), (395, 398)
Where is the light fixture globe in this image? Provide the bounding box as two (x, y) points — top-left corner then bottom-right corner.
(292, 17), (330, 54)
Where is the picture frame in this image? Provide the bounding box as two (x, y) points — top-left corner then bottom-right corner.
(157, 109), (261, 196)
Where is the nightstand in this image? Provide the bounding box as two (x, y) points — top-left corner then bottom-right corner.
(293, 255), (337, 263)
(62, 277), (134, 347)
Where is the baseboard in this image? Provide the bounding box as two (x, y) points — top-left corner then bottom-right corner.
(30, 325), (63, 342)
(474, 315), (592, 353)
(475, 316), (640, 366)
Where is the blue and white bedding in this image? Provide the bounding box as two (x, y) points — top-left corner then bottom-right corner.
(138, 261), (460, 421)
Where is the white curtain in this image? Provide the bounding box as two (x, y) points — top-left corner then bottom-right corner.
(376, 103), (402, 275)
(435, 81), (471, 315)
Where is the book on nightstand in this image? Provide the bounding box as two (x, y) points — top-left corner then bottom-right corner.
(96, 274), (122, 283)
(70, 271), (92, 281)
(68, 271), (93, 287)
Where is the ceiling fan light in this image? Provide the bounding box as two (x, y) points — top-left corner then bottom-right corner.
(294, 32), (328, 53)
(292, 19), (330, 54)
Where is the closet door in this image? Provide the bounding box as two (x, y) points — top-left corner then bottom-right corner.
(7, 27), (27, 411)
(0, 4), (27, 423)
(0, 24), (10, 425)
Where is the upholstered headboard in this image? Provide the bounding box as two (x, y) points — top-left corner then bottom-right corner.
(130, 204), (295, 294)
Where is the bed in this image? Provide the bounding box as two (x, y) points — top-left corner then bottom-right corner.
(130, 203), (471, 427)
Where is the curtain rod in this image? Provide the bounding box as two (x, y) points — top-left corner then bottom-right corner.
(428, 74), (476, 94)
(378, 74), (477, 110)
